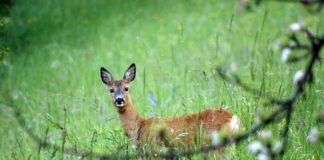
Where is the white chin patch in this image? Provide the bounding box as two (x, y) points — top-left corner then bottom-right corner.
(115, 103), (124, 107)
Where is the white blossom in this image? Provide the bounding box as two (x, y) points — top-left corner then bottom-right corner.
(257, 153), (270, 160)
(272, 141), (283, 152)
(131, 144), (137, 150)
(247, 141), (264, 153)
(258, 130), (273, 140)
(211, 131), (221, 146)
(230, 63), (238, 72)
(293, 70), (305, 84)
(289, 22), (304, 32)
(307, 127), (319, 143)
(170, 128), (174, 134)
(281, 48), (291, 63)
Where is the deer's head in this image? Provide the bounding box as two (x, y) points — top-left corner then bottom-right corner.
(100, 63), (136, 109)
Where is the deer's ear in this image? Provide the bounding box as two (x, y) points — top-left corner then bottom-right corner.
(123, 63), (136, 82)
(100, 67), (113, 85)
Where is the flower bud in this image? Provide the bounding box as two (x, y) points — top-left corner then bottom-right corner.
(307, 127), (319, 143)
(258, 130), (273, 140)
(281, 48), (291, 63)
(247, 141), (264, 153)
(293, 70), (305, 85)
(272, 140), (283, 152)
(230, 63), (238, 72)
(289, 22), (304, 32)
(257, 153), (270, 160)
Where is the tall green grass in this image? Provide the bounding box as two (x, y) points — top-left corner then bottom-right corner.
(0, 0), (323, 159)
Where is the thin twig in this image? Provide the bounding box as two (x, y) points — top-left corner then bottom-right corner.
(216, 69), (284, 105)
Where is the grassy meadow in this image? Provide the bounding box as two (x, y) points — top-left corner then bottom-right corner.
(0, 0), (323, 159)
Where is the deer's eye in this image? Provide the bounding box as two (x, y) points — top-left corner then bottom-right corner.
(110, 89), (114, 93)
(124, 87), (128, 91)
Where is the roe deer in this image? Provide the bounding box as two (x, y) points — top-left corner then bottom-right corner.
(100, 63), (241, 152)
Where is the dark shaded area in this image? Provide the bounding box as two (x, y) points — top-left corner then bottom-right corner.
(0, 0), (14, 15)
(0, 0), (14, 78)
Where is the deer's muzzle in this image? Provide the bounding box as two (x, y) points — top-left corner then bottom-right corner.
(115, 98), (125, 107)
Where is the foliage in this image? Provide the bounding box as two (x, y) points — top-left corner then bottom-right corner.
(0, 0), (323, 159)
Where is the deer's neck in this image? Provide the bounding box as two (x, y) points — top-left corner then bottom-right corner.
(117, 100), (144, 141)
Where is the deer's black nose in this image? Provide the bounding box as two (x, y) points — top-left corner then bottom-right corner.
(115, 98), (124, 105)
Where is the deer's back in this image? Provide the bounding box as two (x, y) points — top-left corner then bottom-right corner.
(137, 108), (235, 149)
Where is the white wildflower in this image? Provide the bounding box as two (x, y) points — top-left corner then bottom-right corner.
(211, 131), (222, 146)
(258, 130), (273, 140)
(131, 144), (137, 150)
(247, 141), (264, 153)
(281, 48), (291, 63)
(272, 140), (283, 152)
(230, 63), (238, 72)
(170, 128), (174, 134)
(289, 22), (304, 32)
(77, 155), (82, 160)
(257, 153), (270, 160)
(307, 127), (319, 143)
(293, 70), (305, 85)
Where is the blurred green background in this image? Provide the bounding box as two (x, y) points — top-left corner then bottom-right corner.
(0, 0), (323, 159)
